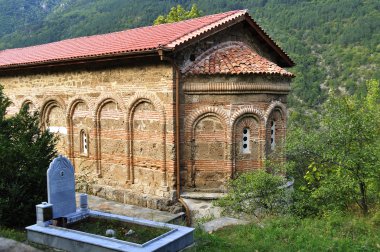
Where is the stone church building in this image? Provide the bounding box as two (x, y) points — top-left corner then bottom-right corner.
(0, 10), (294, 211)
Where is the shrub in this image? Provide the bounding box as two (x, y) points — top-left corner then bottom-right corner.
(0, 86), (57, 227)
(286, 80), (380, 216)
(216, 170), (290, 217)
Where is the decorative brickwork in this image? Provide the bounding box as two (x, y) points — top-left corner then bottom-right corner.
(265, 100), (287, 121)
(183, 42), (293, 77)
(185, 106), (229, 136)
(230, 106), (266, 125)
(265, 101), (287, 161)
(230, 106), (266, 175)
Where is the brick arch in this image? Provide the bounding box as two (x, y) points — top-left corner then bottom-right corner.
(19, 96), (40, 111)
(185, 107), (229, 190)
(4, 96), (17, 116)
(66, 96), (94, 120)
(40, 97), (67, 155)
(93, 93), (126, 176)
(93, 93), (126, 121)
(264, 101), (286, 122)
(231, 106), (266, 177)
(126, 92), (166, 124)
(265, 101), (287, 157)
(186, 106), (229, 137)
(40, 97), (66, 130)
(232, 116), (263, 176)
(66, 96), (92, 161)
(126, 92), (166, 185)
(231, 106), (265, 126)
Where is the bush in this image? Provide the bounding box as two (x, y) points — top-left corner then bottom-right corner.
(0, 86), (57, 227)
(216, 170), (290, 217)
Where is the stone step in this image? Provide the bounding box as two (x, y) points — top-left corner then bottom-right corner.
(200, 217), (250, 233)
(180, 191), (226, 200)
(180, 197), (223, 222)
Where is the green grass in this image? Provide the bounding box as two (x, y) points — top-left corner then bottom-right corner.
(0, 226), (27, 242)
(0, 226), (56, 251)
(188, 213), (380, 252)
(67, 216), (171, 244)
(2, 213), (380, 251)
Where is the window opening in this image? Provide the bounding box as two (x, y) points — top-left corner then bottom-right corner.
(242, 128), (250, 154)
(270, 121), (276, 150)
(80, 130), (88, 155)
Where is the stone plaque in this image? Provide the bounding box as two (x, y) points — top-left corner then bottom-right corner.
(47, 155), (76, 218)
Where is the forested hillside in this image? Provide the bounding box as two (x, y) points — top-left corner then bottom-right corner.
(0, 0), (379, 108)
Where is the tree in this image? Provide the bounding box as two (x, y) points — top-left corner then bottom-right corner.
(286, 80), (380, 216)
(153, 4), (201, 25)
(0, 85), (57, 227)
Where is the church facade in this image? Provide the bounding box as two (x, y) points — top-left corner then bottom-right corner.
(0, 10), (294, 211)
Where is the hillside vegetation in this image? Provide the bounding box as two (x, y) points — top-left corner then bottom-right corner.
(0, 0), (379, 108)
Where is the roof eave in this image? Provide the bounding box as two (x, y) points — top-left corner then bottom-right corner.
(0, 49), (163, 71)
(184, 72), (295, 78)
(243, 14), (295, 67)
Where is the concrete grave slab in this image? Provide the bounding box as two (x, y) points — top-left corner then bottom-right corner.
(26, 210), (194, 252)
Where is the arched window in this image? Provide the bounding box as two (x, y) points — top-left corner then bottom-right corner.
(242, 127), (250, 154)
(270, 120), (276, 150)
(80, 129), (88, 155)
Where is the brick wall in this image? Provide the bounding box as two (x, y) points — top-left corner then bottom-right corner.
(180, 75), (290, 192)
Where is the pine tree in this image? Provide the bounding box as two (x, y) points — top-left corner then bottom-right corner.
(0, 85), (57, 227)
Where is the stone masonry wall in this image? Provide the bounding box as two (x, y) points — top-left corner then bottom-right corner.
(0, 60), (177, 210)
(0, 21), (292, 206)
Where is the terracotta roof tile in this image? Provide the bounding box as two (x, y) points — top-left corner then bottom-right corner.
(183, 42), (293, 77)
(0, 10), (294, 69)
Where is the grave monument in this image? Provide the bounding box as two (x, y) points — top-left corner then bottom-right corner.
(27, 155), (194, 252)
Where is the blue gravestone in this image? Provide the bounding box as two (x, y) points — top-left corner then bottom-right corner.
(47, 155), (76, 218)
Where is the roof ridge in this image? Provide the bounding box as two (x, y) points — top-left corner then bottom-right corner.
(164, 9), (247, 49)
(0, 9), (294, 69)
(153, 9), (244, 28)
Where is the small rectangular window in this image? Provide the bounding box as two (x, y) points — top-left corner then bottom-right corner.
(242, 128), (250, 154)
(80, 129), (88, 156)
(271, 121), (276, 150)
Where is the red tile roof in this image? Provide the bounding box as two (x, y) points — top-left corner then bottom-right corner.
(0, 10), (294, 69)
(183, 42), (293, 77)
